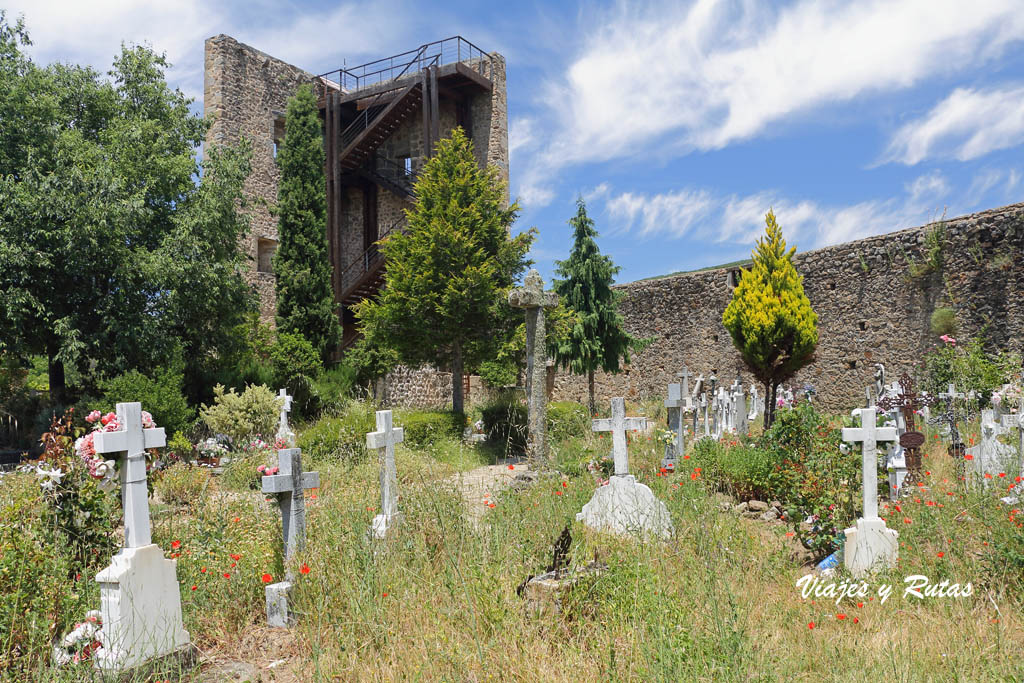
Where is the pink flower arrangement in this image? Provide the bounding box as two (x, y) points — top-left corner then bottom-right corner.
(74, 408), (158, 491)
(257, 465), (280, 476)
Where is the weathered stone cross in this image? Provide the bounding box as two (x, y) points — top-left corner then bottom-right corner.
(366, 409), (404, 538)
(92, 402), (166, 549)
(262, 449), (319, 561)
(592, 397), (647, 477)
(277, 388), (295, 447)
(842, 407), (899, 519)
(508, 268), (559, 461)
(663, 382), (684, 469)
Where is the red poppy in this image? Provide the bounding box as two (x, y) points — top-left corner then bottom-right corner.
(904, 518), (912, 524)
(508, 464), (514, 470)
(230, 553), (241, 561)
(562, 481), (568, 487)
(836, 614), (846, 620)
(223, 572), (230, 579)
(808, 622), (815, 630)
(555, 490), (563, 496)
(853, 617), (859, 624)
(937, 552), (945, 558)
(300, 564), (311, 575)
(262, 573), (273, 583)
(382, 592), (388, 597)
(232, 517), (240, 523)
(965, 454), (974, 461)
(857, 602), (863, 608)
(691, 473), (698, 480)
(171, 540), (181, 549)
(200, 567), (207, 573)
(998, 473), (1006, 478)
(191, 585), (197, 591)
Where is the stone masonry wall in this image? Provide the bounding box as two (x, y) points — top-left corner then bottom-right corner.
(204, 35), (313, 324)
(552, 203), (1024, 412)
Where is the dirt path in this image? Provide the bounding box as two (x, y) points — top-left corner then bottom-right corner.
(446, 456), (534, 525)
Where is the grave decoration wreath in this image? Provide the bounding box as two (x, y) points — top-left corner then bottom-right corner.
(72, 409), (158, 493)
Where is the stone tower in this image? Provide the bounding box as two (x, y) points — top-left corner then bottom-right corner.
(203, 35), (509, 348)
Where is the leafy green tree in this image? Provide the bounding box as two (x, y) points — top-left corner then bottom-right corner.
(0, 15), (254, 404)
(722, 210), (818, 426)
(273, 83), (340, 361)
(354, 128), (532, 414)
(551, 198), (648, 414)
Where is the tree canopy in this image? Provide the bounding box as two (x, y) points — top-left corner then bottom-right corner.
(354, 127), (532, 414)
(273, 83), (340, 361)
(551, 198), (648, 412)
(0, 13), (254, 403)
(722, 210), (818, 425)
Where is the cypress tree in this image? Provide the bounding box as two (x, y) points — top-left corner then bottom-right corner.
(551, 198), (647, 414)
(273, 83), (340, 360)
(722, 210), (818, 426)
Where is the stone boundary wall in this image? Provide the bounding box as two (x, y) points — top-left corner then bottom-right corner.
(551, 202), (1024, 412)
(379, 367), (497, 409)
(204, 35), (314, 323)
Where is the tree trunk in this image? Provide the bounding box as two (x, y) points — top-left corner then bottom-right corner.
(452, 340), (464, 415)
(588, 368), (596, 416)
(48, 353), (66, 406)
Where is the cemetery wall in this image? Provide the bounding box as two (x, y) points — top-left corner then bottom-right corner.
(204, 35), (313, 323)
(551, 202), (1024, 413)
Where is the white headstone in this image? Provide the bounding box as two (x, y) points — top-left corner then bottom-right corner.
(90, 402), (190, 669)
(367, 410), (405, 538)
(842, 408), (899, 577)
(578, 398), (671, 538)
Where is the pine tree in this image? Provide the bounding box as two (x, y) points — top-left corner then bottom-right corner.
(551, 198), (647, 414)
(722, 210), (818, 426)
(273, 83), (340, 360)
(354, 128), (532, 414)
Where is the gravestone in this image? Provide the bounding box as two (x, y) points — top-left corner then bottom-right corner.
(691, 374), (704, 433)
(700, 392), (709, 438)
(367, 410), (405, 538)
(578, 398), (672, 538)
(276, 388), (295, 447)
(748, 385), (760, 422)
(261, 448), (319, 627)
(508, 269), (559, 462)
(90, 403), (191, 670)
(966, 409), (1018, 484)
(662, 383), (683, 470)
(877, 373), (933, 496)
(842, 408), (900, 578)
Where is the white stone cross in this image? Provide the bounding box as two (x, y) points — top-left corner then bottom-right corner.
(592, 397), (646, 477)
(92, 402), (166, 549)
(842, 408), (898, 519)
(939, 383), (965, 403)
(262, 449), (319, 561)
(366, 410), (404, 537)
(277, 388), (295, 447)
(999, 412), (1024, 460)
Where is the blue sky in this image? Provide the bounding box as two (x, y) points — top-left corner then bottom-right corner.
(6, 0), (1024, 284)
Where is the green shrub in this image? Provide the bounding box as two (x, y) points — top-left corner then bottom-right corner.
(480, 398), (527, 453)
(313, 364), (358, 415)
(297, 401), (375, 464)
(155, 462), (210, 507)
(919, 335), (1020, 404)
(398, 410), (466, 447)
(930, 307), (958, 337)
(99, 364), (193, 437)
(199, 384), (279, 445)
(219, 450), (266, 492)
(694, 438), (782, 501)
(546, 401), (589, 441)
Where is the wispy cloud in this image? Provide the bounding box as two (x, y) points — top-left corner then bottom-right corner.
(603, 171), (953, 249)
(515, 0), (1024, 206)
(882, 84), (1024, 165)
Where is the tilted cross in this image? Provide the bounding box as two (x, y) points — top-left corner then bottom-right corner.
(592, 397), (646, 477)
(842, 408), (899, 519)
(262, 449), (319, 561)
(366, 410), (404, 523)
(92, 402), (166, 549)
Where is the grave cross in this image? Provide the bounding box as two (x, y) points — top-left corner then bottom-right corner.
(663, 383), (684, 469)
(277, 388), (295, 447)
(677, 366), (693, 411)
(262, 449), (319, 561)
(877, 373), (933, 433)
(92, 402), (166, 549)
(592, 397), (647, 477)
(999, 412), (1024, 461)
(367, 409), (404, 536)
(842, 408), (898, 519)
(508, 269), (559, 461)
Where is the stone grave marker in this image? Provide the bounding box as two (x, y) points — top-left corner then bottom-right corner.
(367, 409), (405, 538)
(966, 409), (1018, 485)
(662, 382), (683, 470)
(261, 448), (319, 627)
(691, 374), (704, 433)
(700, 392), (709, 438)
(842, 407), (900, 578)
(508, 269), (559, 462)
(276, 388), (295, 447)
(90, 402), (191, 670)
(578, 398), (672, 538)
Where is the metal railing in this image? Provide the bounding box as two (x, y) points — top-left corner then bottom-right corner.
(318, 36), (493, 93)
(339, 216), (408, 295)
(370, 155), (418, 194)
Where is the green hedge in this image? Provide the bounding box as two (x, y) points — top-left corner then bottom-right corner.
(547, 401), (589, 441)
(397, 410), (466, 448)
(481, 400), (527, 452)
(297, 402), (375, 464)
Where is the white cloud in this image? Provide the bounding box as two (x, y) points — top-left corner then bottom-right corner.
(882, 84), (1024, 164)
(601, 171), (953, 249)
(522, 0), (1024, 183)
(509, 117), (536, 157)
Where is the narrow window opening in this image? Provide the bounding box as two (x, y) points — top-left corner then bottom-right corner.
(847, 360), (857, 370)
(257, 238), (277, 274)
(858, 321), (867, 331)
(272, 116), (286, 158)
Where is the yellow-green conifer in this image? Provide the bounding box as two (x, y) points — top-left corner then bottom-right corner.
(722, 210), (818, 425)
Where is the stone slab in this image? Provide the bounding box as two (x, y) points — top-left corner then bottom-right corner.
(576, 474), (673, 539)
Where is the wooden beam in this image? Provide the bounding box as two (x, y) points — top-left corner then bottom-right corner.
(454, 62), (493, 91)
